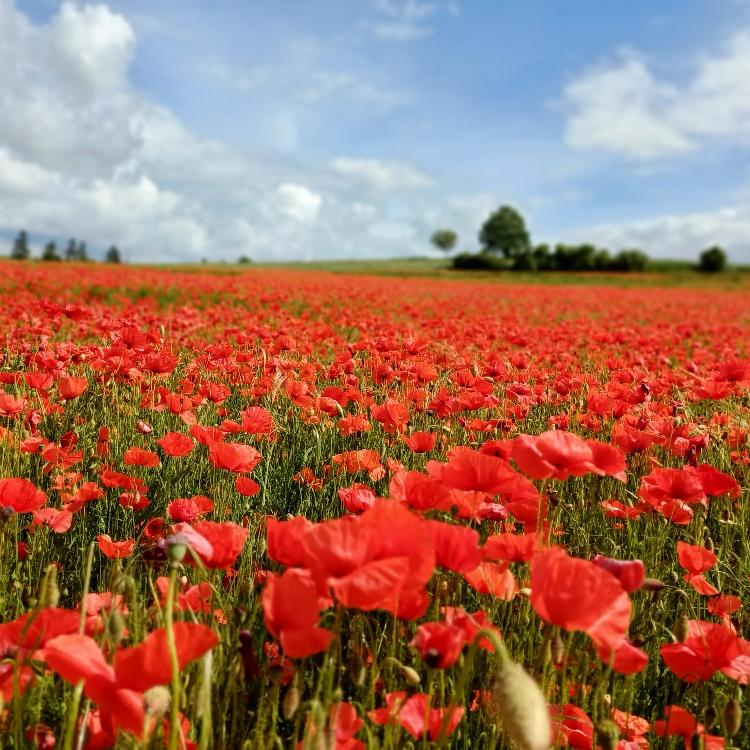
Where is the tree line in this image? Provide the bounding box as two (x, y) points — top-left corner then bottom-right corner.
(431, 205), (728, 273)
(9, 231), (122, 263)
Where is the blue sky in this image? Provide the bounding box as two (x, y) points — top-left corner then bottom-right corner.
(2, 0), (750, 261)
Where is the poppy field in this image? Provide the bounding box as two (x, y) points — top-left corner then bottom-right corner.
(1, 262), (750, 750)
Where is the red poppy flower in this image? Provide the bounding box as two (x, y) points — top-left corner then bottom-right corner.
(171, 521), (248, 569)
(338, 483), (378, 514)
(591, 555), (645, 593)
(403, 431), (436, 453)
(97, 534), (135, 559)
(483, 531), (540, 563)
(660, 620), (743, 682)
(425, 521), (482, 573)
(297, 701), (364, 750)
(676, 541), (718, 595)
(410, 622), (465, 669)
(123, 447), (160, 467)
(332, 449), (381, 473)
(298, 500), (435, 619)
(45, 623), (218, 738)
(208, 441), (261, 473)
(266, 516), (314, 568)
(235, 476), (260, 497)
(531, 546), (631, 654)
(32, 508), (73, 533)
(463, 561), (517, 599)
(368, 693), (464, 741)
(653, 705), (725, 749)
(261, 568), (334, 658)
(0, 478), (47, 513)
(57, 376), (88, 400)
(168, 495), (214, 523)
(388, 471), (452, 512)
(512, 430), (627, 481)
(241, 406), (274, 435)
(0, 607), (80, 660)
(549, 704), (593, 749)
(156, 432), (195, 457)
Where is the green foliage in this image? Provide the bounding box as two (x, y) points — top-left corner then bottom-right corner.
(105, 245), (122, 264)
(698, 245), (727, 273)
(479, 205), (530, 258)
(609, 249), (649, 272)
(41, 241), (61, 262)
(430, 229), (458, 253)
(237, 255), (252, 264)
(10, 230), (30, 260)
(451, 251), (510, 271)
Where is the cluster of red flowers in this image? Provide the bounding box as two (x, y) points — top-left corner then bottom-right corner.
(0, 263), (747, 748)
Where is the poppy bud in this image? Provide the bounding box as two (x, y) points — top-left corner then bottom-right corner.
(703, 532), (714, 552)
(723, 698), (742, 736)
(550, 631), (564, 666)
(640, 577), (665, 592)
(595, 719), (619, 750)
(386, 657), (420, 685)
(143, 686), (171, 716)
(493, 660), (551, 750)
(107, 611), (126, 645)
(347, 651), (366, 686)
(282, 685), (301, 720)
(703, 706), (717, 729)
(674, 615), (690, 643)
(38, 564), (59, 608)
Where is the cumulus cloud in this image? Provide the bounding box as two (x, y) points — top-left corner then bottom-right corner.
(564, 28), (750, 160)
(570, 204), (750, 261)
(276, 184), (323, 223)
(330, 157), (433, 190)
(0, 0), (466, 261)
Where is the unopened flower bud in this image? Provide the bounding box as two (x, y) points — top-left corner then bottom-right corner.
(640, 577), (665, 592)
(595, 719), (620, 750)
(282, 685), (301, 720)
(724, 698), (742, 736)
(493, 660), (551, 750)
(143, 686), (171, 716)
(38, 565), (60, 608)
(674, 614), (690, 643)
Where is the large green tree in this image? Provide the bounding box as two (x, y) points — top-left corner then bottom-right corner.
(479, 205), (530, 259)
(698, 245), (727, 273)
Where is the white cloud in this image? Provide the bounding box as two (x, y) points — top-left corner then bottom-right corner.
(571, 204), (750, 260)
(564, 29), (750, 160)
(0, 0), (487, 262)
(51, 2), (136, 95)
(276, 183), (323, 223)
(330, 157), (433, 190)
(366, 0), (459, 41)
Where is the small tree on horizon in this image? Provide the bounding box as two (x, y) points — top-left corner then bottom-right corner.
(65, 238), (77, 261)
(698, 245), (727, 273)
(11, 230), (30, 260)
(105, 245), (122, 263)
(479, 205), (530, 259)
(430, 229), (458, 253)
(41, 241), (61, 262)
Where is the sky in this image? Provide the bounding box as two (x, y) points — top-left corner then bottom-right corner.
(2, 0), (750, 263)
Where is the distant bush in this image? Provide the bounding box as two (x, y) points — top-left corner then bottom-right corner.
(451, 252), (509, 271)
(698, 245), (727, 273)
